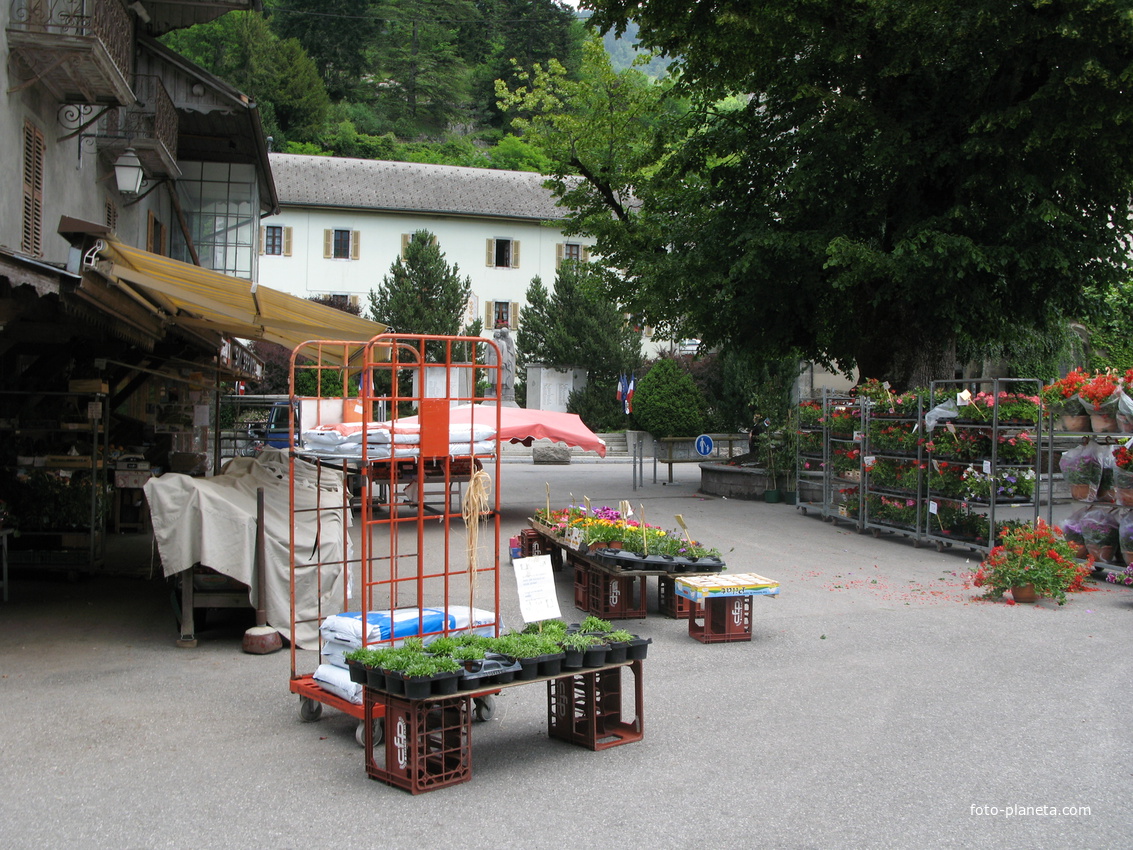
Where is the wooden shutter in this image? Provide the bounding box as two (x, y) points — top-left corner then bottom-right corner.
(21, 120), (44, 257)
(555, 243), (563, 269)
(323, 229), (333, 258)
(486, 238), (495, 266)
(582, 247), (590, 262)
(402, 233), (411, 257)
(147, 211), (156, 253)
(485, 302), (493, 327)
(511, 240), (520, 268)
(283, 227), (293, 257)
(510, 302), (520, 329)
(351, 231), (360, 260)
(258, 226), (265, 255)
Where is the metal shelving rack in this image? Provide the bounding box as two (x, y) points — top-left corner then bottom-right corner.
(922, 378), (1042, 555)
(861, 393), (926, 546)
(820, 390), (864, 530)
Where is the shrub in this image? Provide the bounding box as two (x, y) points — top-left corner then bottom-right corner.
(630, 358), (705, 438)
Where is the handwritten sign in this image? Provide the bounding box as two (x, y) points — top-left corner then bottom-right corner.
(513, 555), (561, 623)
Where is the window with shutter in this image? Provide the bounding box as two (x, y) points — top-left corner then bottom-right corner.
(21, 120), (44, 257)
(490, 238), (515, 268)
(263, 225), (284, 255)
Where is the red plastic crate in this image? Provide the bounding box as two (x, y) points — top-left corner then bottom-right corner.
(519, 528), (548, 557)
(688, 595), (753, 643)
(573, 561), (591, 610)
(585, 570), (647, 620)
(547, 663), (643, 750)
(658, 576), (692, 619)
(364, 691), (472, 794)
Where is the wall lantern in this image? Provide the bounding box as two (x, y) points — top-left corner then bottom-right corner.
(114, 148), (144, 195)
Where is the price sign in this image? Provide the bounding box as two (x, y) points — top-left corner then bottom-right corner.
(513, 555), (561, 623)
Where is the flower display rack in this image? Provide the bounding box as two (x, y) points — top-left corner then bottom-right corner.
(818, 390), (865, 529)
(547, 662), (643, 751)
(922, 378), (1042, 555)
(364, 690), (473, 795)
(862, 391), (926, 546)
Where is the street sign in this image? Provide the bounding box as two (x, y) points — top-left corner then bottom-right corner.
(695, 434), (714, 457)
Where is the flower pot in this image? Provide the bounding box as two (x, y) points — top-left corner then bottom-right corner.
(1122, 550), (1133, 567)
(1114, 487), (1133, 507)
(1061, 414), (1091, 432)
(347, 659), (368, 685)
(514, 656), (541, 680)
(1086, 544), (1116, 564)
(1010, 584), (1038, 603)
(365, 666), (387, 692)
(626, 636), (651, 660)
(764, 488), (782, 503)
(1090, 413), (1118, 433)
(560, 647), (583, 669)
(605, 641), (629, 664)
(1069, 483), (1093, 501)
(537, 652), (565, 677)
(1073, 542), (1089, 560)
(581, 644), (610, 668)
(605, 540), (624, 549)
(1119, 414), (1133, 434)
(783, 490), (798, 505)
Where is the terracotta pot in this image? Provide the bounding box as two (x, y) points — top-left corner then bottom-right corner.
(1115, 488), (1133, 507)
(1010, 584), (1038, 603)
(605, 540), (624, 549)
(1090, 413), (1118, 433)
(1086, 544), (1116, 564)
(1122, 550), (1133, 566)
(1061, 414), (1091, 432)
(1069, 483), (1093, 501)
(1074, 543), (1090, 560)
(1119, 414), (1133, 434)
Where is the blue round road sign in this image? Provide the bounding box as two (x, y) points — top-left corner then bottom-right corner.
(695, 434), (714, 457)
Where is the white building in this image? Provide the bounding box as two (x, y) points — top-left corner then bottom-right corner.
(262, 153), (597, 332)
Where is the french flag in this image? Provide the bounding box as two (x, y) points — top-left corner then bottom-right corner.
(625, 376), (635, 414)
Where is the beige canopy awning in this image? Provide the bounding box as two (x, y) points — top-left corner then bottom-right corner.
(97, 240), (385, 358)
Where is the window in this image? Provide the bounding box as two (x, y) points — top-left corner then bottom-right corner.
(486, 238), (520, 269)
(260, 225), (292, 256)
(21, 120), (44, 257)
(485, 300), (520, 330)
(556, 242), (590, 269)
(324, 228), (360, 260)
(401, 232), (437, 256)
(147, 211), (167, 256)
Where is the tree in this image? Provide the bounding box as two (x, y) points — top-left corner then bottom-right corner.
(367, 229), (472, 347)
(162, 12), (329, 142)
(516, 262), (642, 383)
(267, 0), (379, 101)
(546, 2), (1133, 390)
(630, 357), (704, 438)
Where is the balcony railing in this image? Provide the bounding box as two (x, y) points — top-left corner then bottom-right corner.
(7, 0), (133, 104)
(98, 75), (180, 178)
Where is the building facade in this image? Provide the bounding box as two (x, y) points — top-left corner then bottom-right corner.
(262, 153), (597, 332)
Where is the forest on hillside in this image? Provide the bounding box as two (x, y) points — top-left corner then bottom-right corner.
(162, 0), (661, 169)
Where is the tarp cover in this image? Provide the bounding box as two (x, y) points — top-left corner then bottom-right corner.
(400, 404), (606, 457)
(144, 449), (350, 648)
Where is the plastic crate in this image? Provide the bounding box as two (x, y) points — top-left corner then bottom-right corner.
(547, 663), (643, 750)
(658, 576), (692, 619)
(573, 561), (590, 610)
(688, 596), (753, 643)
(365, 692), (472, 794)
(585, 570), (647, 620)
(519, 528), (548, 557)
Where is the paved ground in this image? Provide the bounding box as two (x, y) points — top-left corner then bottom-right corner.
(1, 460), (1129, 849)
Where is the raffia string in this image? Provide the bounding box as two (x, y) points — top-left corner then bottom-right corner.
(462, 466), (493, 611)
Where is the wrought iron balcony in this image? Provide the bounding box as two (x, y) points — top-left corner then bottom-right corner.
(95, 75), (180, 179)
(6, 0), (134, 105)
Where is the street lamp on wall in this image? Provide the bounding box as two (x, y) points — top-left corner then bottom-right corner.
(114, 148), (144, 195)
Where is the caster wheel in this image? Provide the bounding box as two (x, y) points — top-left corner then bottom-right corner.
(473, 695), (496, 722)
(935, 541), (946, 553)
(298, 696), (323, 722)
(798, 507), (808, 515)
(871, 528), (880, 538)
(913, 539), (921, 549)
(355, 718), (383, 748)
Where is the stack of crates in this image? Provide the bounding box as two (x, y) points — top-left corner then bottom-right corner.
(688, 596), (753, 643)
(657, 576), (692, 619)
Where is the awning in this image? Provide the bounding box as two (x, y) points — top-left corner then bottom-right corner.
(96, 239), (385, 356)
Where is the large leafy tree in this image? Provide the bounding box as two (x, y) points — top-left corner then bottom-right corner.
(267, 0), (380, 101)
(368, 229), (472, 340)
(538, 1), (1133, 389)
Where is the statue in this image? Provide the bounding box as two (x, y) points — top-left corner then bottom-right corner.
(490, 327), (517, 405)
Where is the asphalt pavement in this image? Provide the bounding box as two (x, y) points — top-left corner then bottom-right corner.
(0, 459), (1129, 849)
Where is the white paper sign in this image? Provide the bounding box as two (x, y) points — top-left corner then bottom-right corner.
(928, 500), (939, 515)
(982, 460), (992, 474)
(512, 555), (561, 624)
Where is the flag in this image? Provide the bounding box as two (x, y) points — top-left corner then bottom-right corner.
(616, 374), (626, 402)
(625, 376), (635, 414)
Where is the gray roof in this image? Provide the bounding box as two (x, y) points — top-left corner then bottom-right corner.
(268, 153), (567, 222)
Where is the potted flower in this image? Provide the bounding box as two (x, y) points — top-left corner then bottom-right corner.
(1080, 510), (1120, 564)
(1041, 369), (1090, 430)
(1079, 371), (1121, 432)
(971, 519), (1093, 604)
(1111, 445), (1133, 505)
(1060, 450), (1103, 501)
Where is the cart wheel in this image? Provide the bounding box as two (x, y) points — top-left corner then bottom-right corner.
(912, 539), (921, 549)
(355, 718), (383, 748)
(871, 528), (880, 538)
(298, 696), (323, 722)
(798, 506), (808, 515)
(935, 541), (946, 553)
(473, 695), (496, 722)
